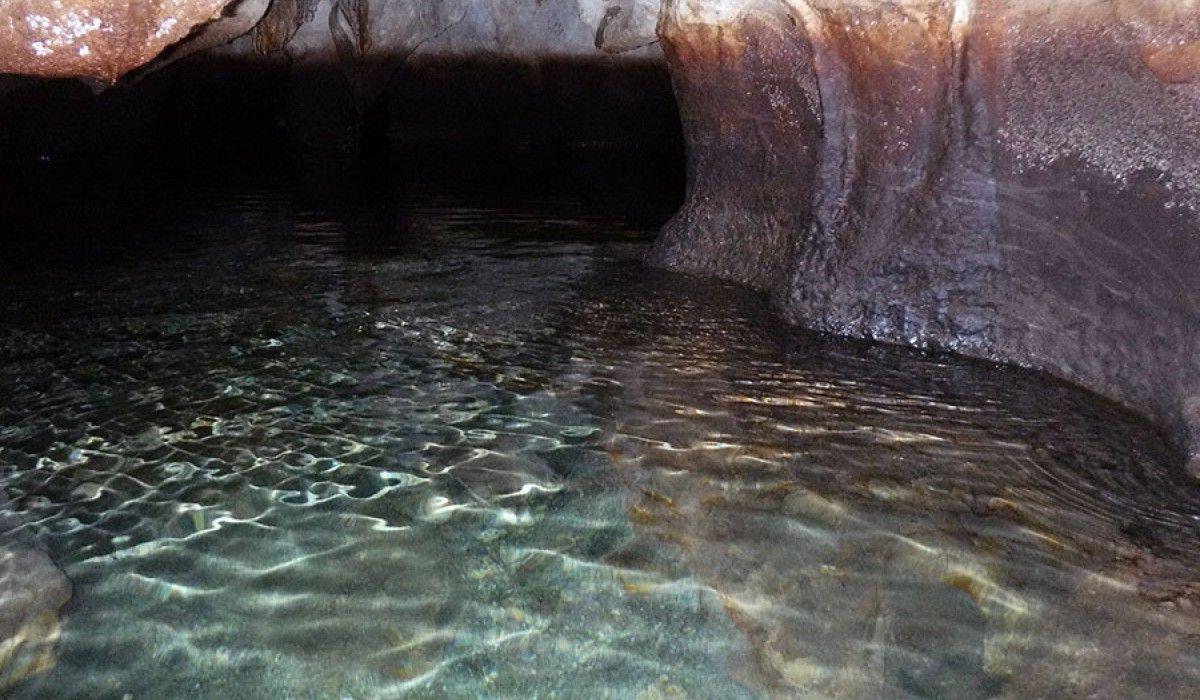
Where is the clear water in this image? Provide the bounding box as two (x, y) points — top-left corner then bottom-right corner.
(1, 162), (1199, 699)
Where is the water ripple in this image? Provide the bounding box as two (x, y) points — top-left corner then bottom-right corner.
(0, 177), (1197, 698)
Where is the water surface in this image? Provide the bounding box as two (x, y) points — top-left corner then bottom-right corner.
(1, 161), (1199, 698)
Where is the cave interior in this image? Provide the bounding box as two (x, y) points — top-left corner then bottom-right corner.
(2, 1), (1200, 697)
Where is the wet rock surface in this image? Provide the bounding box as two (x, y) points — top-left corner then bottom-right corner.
(649, 0), (1200, 474)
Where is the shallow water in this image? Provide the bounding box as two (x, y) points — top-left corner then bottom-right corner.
(1, 160), (1199, 698)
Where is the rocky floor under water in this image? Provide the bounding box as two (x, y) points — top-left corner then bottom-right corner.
(1, 157), (1199, 698)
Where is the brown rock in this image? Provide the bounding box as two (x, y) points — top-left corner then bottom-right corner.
(0, 0), (236, 82)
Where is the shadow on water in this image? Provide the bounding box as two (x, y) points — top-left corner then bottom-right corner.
(0, 151), (1198, 698)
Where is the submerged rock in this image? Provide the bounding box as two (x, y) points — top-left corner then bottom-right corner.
(0, 543), (69, 690)
(0, 494), (70, 691)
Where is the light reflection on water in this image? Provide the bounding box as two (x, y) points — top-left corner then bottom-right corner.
(1, 169), (1199, 698)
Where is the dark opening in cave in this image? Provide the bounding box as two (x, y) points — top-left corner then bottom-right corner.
(0, 54), (687, 262)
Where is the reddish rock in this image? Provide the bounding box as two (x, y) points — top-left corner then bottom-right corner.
(650, 0), (1200, 473)
(0, 0), (235, 82)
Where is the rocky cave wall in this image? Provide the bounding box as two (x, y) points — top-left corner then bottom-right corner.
(1, 0), (1197, 472)
(649, 0), (1200, 474)
(0, 0), (661, 81)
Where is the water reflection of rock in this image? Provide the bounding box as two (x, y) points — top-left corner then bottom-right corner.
(0, 493), (70, 691)
(563, 268), (1200, 697)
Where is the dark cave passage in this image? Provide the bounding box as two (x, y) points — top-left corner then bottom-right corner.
(0, 53), (684, 223)
(0, 53), (687, 272)
(0, 55), (685, 160)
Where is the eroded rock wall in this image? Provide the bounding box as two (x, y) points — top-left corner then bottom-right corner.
(651, 0), (1200, 473)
